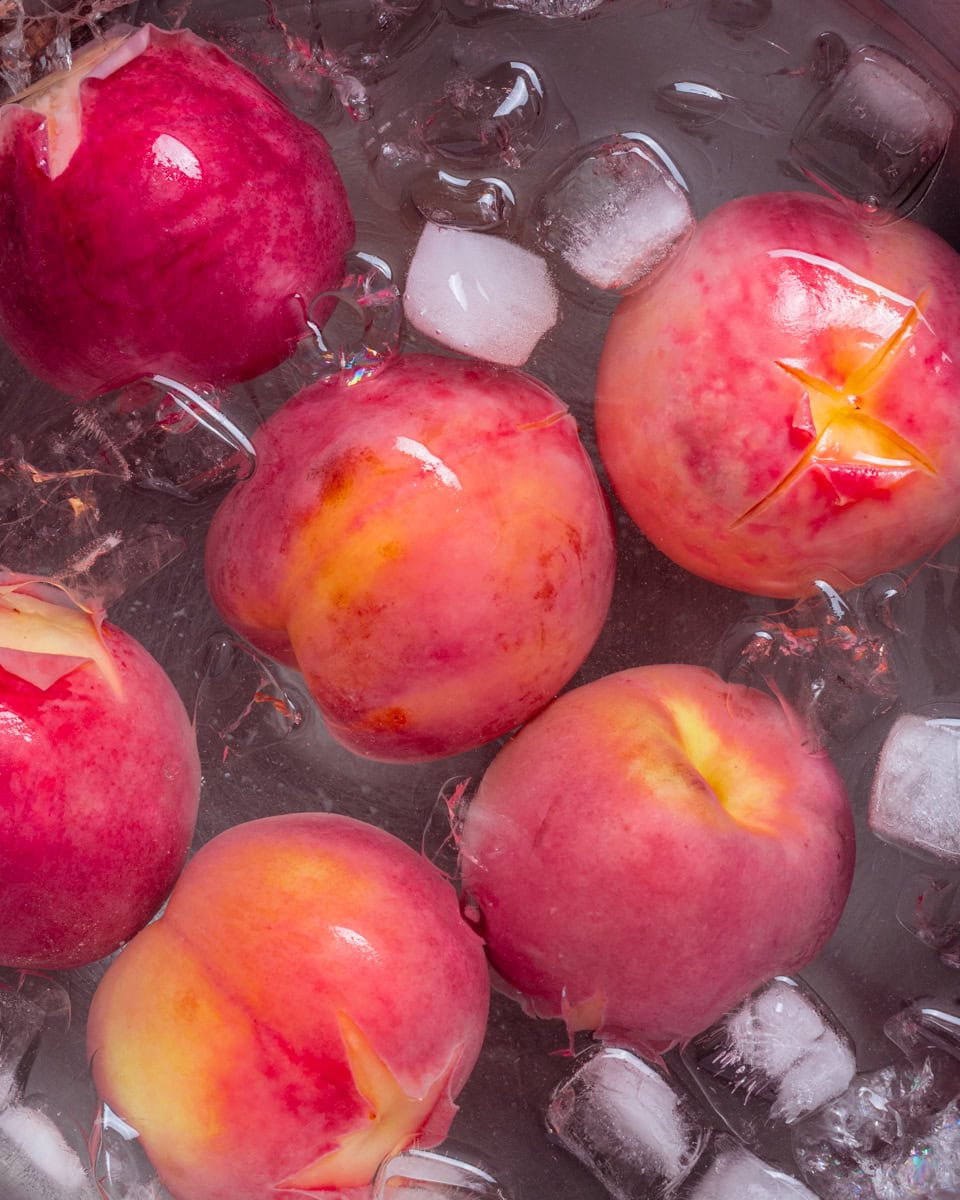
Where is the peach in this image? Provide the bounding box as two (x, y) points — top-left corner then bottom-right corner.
(458, 663), (855, 1053)
(0, 24), (353, 399)
(86, 812), (490, 1200)
(0, 576), (199, 969)
(205, 353), (616, 761)
(595, 190), (960, 598)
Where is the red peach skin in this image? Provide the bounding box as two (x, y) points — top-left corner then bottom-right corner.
(0, 25), (353, 398)
(205, 354), (617, 762)
(87, 812), (491, 1200)
(596, 191), (960, 597)
(0, 578), (199, 969)
(459, 663), (855, 1053)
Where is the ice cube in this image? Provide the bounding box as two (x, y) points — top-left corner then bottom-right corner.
(792, 1056), (960, 1200)
(897, 875), (960, 968)
(546, 1046), (710, 1200)
(0, 1101), (97, 1199)
(0, 987), (44, 1111)
(884, 998), (960, 1065)
(683, 977), (855, 1139)
(869, 714), (960, 864)
(791, 45), (954, 215)
(373, 1146), (509, 1199)
(455, 0), (608, 18)
(91, 1102), (161, 1200)
(408, 171), (516, 232)
(872, 1100), (960, 1200)
(403, 224), (559, 367)
(536, 134), (693, 291)
(684, 1136), (816, 1199)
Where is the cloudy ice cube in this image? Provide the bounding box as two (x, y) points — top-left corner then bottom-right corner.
(374, 1146), (509, 1199)
(403, 224), (559, 367)
(546, 1046), (710, 1200)
(683, 977), (855, 1135)
(537, 135), (694, 291)
(0, 1102), (97, 1199)
(791, 45), (954, 214)
(685, 1137), (817, 1199)
(870, 714), (960, 864)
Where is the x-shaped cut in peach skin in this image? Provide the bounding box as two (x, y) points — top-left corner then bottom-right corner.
(734, 286), (935, 528)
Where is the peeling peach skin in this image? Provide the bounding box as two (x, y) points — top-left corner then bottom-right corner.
(0, 579), (199, 969)
(458, 664), (855, 1053)
(0, 24), (353, 398)
(86, 813), (490, 1200)
(205, 354), (617, 762)
(595, 190), (960, 598)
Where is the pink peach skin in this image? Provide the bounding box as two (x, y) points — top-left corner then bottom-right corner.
(0, 24), (353, 399)
(86, 812), (491, 1200)
(596, 190), (960, 598)
(205, 354), (616, 762)
(458, 663), (855, 1054)
(0, 576), (199, 969)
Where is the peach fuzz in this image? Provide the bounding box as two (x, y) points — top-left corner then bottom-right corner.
(0, 576), (199, 969)
(205, 354), (616, 762)
(596, 190), (960, 598)
(0, 24), (353, 398)
(458, 663), (855, 1053)
(86, 812), (490, 1200)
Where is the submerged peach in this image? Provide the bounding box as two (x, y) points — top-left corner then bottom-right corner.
(86, 812), (490, 1200)
(205, 353), (616, 762)
(596, 190), (960, 597)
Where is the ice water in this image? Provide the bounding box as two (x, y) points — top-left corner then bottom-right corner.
(5, 1), (960, 1200)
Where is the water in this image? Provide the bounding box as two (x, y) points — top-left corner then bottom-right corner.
(4, 1), (960, 1199)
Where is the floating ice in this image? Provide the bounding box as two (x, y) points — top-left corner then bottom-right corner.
(870, 713), (960, 865)
(791, 45), (954, 215)
(454, 0), (608, 19)
(90, 1102), (159, 1200)
(0, 1101), (96, 1199)
(792, 1056), (960, 1200)
(885, 999), (960, 1066)
(403, 224), (559, 366)
(536, 135), (694, 291)
(373, 1146), (510, 1199)
(872, 1101), (960, 1200)
(686, 1137), (816, 1199)
(409, 171), (516, 231)
(546, 1046), (709, 1200)
(705, 0), (772, 35)
(897, 875), (960, 968)
(684, 977), (856, 1135)
(0, 988), (44, 1111)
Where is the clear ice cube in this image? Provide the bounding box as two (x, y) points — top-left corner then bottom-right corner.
(453, 0), (608, 19)
(869, 713), (960, 865)
(408, 171), (516, 231)
(91, 1102), (161, 1200)
(790, 44), (954, 215)
(402, 223), (559, 366)
(884, 999), (960, 1065)
(373, 1146), (510, 1199)
(872, 1100), (960, 1200)
(683, 977), (856, 1137)
(0, 987), (44, 1111)
(546, 1046), (711, 1200)
(896, 875), (960, 968)
(792, 1056), (960, 1200)
(536, 134), (694, 292)
(683, 1135), (816, 1199)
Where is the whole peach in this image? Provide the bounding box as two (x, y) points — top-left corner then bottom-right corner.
(458, 663), (855, 1053)
(205, 354), (616, 761)
(86, 812), (490, 1200)
(596, 190), (960, 597)
(0, 577), (199, 969)
(0, 25), (353, 398)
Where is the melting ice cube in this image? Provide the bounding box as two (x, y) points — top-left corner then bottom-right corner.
(0, 988), (44, 1111)
(546, 1046), (710, 1200)
(536, 134), (693, 291)
(685, 1136), (816, 1199)
(683, 977), (856, 1135)
(897, 875), (960, 968)
(791, 44), (954, 215)
(373, 1146), (510, 1199)
(869, 714), (960, 865)
(792, 1056), (960, 1200)
(403, 223), (559, 366)
(0, 1101), (96, 1199)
